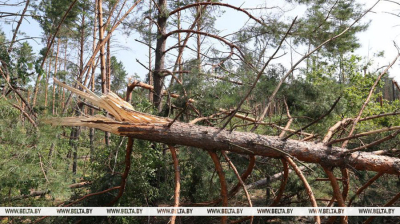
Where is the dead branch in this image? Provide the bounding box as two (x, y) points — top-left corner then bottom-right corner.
(189, 110), (225, 125)
(37, 152), (49, 183)
(286, 157), (320, 224)
(373, 148), (399, 155)
(200, 72), (244, 85)
(219, 108), (313, 136)
(359, 111), (400, 122)
(323, 118), (353, 143)
(227, 155), (256, 199)
(69, 181), (92, 189)
(327, 126), (400, 146)
(346, 130), (400, 154)
(1, 191), (48, 204)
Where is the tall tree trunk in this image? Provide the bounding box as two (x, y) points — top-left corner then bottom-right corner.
(196, 0), (201, 72)
(153, 0), (168, 112)
(44, 48), (52, 108)
(71, 11), (86, 174)
(32, 35), (51, 107)
(98, 0), (107, 94)
(52, 38), (61, 115)
(89, 0), (98, 162)
(177, 0), (183, 82)
(61, 40), (68, 110)
(105, 37), (111, 146)
(98, 0), (110, 146)
(80, 13), (85, 75)
(71, 103), (84, 174)
(106, 38), (111, 91)
(148, 0), (154, 102)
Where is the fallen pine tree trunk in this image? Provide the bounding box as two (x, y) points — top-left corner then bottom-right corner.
(45, 116), (400, 174)
(45, 79), (400, 175)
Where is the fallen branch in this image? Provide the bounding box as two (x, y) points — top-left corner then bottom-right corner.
(346, 130), (400, 154)
(327, 126), (400, 146)
(169, 145), (180, 224)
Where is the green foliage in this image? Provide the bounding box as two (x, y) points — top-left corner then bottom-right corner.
(110, 56), (128, 93)
(0, 29), (36, 87)
(33, 0), (81, 35)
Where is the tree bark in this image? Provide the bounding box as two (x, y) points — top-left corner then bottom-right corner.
(148, 0), (154, 102)
(153, 0), (168, 111)
(98, 0), (107, 94)
(44, 48), (52, 107)
(47, 116), (400, 175)
(52, 38), (60, 115)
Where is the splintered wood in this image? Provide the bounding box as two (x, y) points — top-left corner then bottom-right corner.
(52, 78), (169, 124)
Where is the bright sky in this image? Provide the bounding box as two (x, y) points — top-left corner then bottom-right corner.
(1, 0), (400, 83)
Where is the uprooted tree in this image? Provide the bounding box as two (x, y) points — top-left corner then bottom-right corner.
(2, 0), (400, 223)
